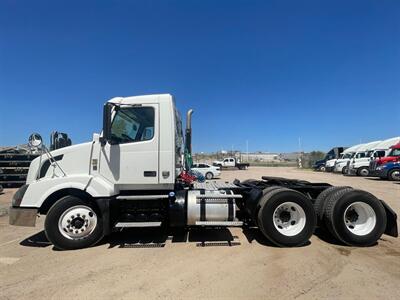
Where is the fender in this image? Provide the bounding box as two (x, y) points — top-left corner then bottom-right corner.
(20, 175), (116, 208)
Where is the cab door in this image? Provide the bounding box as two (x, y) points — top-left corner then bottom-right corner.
(99, 104), (159, 187)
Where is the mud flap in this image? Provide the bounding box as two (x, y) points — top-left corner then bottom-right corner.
(380, 200), (398, 237)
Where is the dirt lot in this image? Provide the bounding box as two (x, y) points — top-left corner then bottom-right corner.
(0, 167), (399, 299)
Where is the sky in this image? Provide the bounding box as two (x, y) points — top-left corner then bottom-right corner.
(0, 0), (399, 153)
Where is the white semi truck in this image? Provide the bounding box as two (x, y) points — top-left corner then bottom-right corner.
(346, 141), (382, 176)
(333, 143), (365, 174)
(348, 137), (400, 177)
(9, 94), (398, 250)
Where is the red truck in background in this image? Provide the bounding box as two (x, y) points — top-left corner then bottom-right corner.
(370, 143), (400, 174)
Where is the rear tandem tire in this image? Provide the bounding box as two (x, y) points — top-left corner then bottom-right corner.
(323, 189), (386, 246)
(313, 186), (352, 223)
(257, 188), (316, 247)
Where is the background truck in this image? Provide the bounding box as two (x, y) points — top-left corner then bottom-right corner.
(373, 161), (400, 181)
(9, 94), (398, 250)
(347, 140), (382, 176)
(370, 141), (400, 175)
(213, 157), (249, 170)
(333, 143), (365, 174)
(313, 147), (346, 172)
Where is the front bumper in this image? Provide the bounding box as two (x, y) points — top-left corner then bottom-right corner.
(369, 169), (388, 178)
(325, 166), (334, 172)
(347, 166), (357, 175)
(9, 207), (38, 227)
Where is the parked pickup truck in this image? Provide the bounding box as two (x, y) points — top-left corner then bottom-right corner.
(213, 157), (249, 170)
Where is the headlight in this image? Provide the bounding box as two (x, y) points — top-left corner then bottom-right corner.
(376, 166), (383, 171)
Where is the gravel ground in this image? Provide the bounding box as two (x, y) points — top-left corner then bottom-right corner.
(0, 167), (399, 299)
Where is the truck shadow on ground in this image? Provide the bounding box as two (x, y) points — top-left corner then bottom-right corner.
(106, 227), (242, 248)
(20, 231), (52, 248)
(20, 227), (313, 249)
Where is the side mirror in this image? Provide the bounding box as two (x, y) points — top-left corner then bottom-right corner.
(28, 133), (43, 148)
(102, 103), (113, 145)
(93, 133), (100, 143)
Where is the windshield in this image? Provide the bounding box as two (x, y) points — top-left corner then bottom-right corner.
(389, 148), (400, 157)
(342, 153), (353, 159)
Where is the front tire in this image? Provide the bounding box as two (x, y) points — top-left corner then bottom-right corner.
(342, 166), (348, 175)
(357, 167), (370, 177)
(257, 188), (316, 247)
(388, 169), (400, 181)
(45, 196), (104, 250)
(205, 172), (214, 180)
(319, 165), (326, 172)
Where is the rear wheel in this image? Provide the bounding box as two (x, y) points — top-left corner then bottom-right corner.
(257, 188), (316, 247)
(357, 167), (370, 177)
(388, 169), (400, 181)
(45, 196), (104, 250)
(313, 186), (352, 222)
(323, 189), (386, 246)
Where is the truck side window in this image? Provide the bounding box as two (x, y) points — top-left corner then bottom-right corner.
(110, 107), (155, 144)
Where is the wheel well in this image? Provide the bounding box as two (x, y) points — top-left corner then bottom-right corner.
(39, 188), (94, 215)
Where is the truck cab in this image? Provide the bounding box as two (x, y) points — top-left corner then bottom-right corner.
(368, 138), (400, 175)
(333, 143), (365, 174)
(374, 143), (400, 167)
(347, 141), (382, 176)
(313, 147), (346, 172)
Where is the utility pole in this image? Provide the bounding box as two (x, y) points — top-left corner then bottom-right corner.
(246, 140), (249, 162)
(298, 137), (303, 168)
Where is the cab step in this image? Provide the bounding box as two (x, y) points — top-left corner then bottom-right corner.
(114, 221), (162, 228)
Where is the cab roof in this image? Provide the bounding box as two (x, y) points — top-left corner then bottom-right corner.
(374, 137), (400, 150)
(107, 94), (173, 105)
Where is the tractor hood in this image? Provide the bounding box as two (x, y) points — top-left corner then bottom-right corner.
(26, 142), (93, 184)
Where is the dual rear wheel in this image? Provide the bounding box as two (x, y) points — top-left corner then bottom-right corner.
(257, 186), (387, 247)
(314, 187), (386, 246)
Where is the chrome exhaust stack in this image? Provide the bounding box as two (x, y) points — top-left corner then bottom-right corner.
(185, 109), (194, 155)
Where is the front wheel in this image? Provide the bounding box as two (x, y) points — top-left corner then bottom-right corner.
(45, 196), (104, 250)
(388, 169), (400, 181)
(341, 166), (348, 175)
(205, 172), (213, 180)
(257, 188), (316, 247)
(357, 167), (370, 177)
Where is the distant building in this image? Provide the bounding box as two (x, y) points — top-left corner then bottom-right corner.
(244, 152), (281, 162)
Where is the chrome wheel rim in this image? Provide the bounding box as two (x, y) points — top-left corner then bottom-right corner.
(58, 205), (97, 240)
